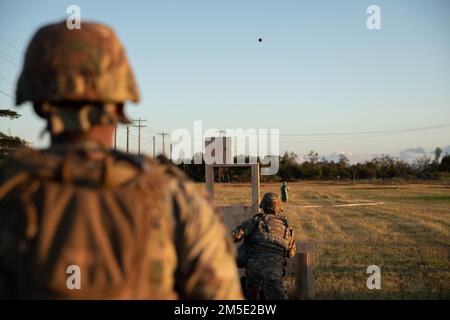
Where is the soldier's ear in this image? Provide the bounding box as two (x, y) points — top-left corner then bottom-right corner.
(33, 102), (48, 119)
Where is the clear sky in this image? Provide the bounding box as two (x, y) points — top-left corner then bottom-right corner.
(0, 0), (449, 161)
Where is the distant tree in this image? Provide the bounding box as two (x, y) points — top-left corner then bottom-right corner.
(393, 159), (413, 178)
(412, 155), (435, 178)
(434, 147), (442, 164)
(0, 108), (28, 158)
(279, 152), (301, 180)
(338, 154), (350, 166)
(440, 154), (450, 172)
(321, 160), (337, 180)
(372, 155), (397, 180)
(0, 109), (20, 119)
(306, 150), (319, 164)
(335, 154), (351, 179)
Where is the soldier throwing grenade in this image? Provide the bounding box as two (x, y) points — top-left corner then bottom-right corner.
(232, 193), (296, 300)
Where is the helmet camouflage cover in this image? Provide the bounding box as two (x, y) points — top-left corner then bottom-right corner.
(16, 21), (140, 134)
(259, 192), (283, 214)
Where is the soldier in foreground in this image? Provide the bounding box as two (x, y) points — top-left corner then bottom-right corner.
(232, 193), (296, 300)
(0, 21), (243, 299)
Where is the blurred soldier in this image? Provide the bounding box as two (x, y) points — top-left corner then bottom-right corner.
(0, 21), (243, 299)
(280, 181), (289, 202)
(232, 193), (296, 300)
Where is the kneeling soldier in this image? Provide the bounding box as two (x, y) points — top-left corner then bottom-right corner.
(232, 193), (296, 300)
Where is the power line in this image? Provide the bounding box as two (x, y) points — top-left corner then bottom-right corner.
(278, 124), (450, 144)
(0, 75), (14, 85)
(140, 123), (450, 145)
(143, 126), (162, 135)
(0, 88), (14, 99)
(0, 49), (20, 64)
(129, 134), (139, 144)
(279, 132), (395, 144)
(0, 35), (23, 54)
(0, 53), (19, 68)
(279, 123), (450, 137)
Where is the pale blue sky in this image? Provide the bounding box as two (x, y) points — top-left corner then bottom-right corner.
(0, 0), (449, 160)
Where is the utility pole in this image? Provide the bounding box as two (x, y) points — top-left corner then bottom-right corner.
(169, 144), (173, 161)
(152, 136), (156, 157)
(126, 126), (130, 154)
(218, 129), (226, 183)
(133, 118), (147, 156)
(114, 127), (117, 150)
(159, 131), (169, 157)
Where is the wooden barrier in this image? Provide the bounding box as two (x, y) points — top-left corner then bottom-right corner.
(295, 242), (315, 299)
(285, 241), (315, 299)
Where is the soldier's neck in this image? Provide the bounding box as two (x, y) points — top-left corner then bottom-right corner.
(51, 125), (116, 149)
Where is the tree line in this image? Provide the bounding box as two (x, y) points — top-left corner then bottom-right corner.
(174, 148), (450, 183)
(0, 109), (28, 158)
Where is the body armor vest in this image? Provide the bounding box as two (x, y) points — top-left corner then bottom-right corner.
(248, 214), (291, 253)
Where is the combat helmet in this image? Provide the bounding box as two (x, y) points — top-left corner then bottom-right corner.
(259, 192), (283, 214)
(16, 21), (140, 134)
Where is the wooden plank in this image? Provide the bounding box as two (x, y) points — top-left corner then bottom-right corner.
(251, 163), (260, 211)
(209, 163), (255, 168)
(295, 242), (315, 299)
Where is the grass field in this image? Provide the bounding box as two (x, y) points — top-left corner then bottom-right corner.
(210, 182), (450, 299)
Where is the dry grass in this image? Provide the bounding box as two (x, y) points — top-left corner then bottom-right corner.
(208, 182), (450, 299)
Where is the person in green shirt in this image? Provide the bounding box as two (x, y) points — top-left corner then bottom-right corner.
(280, 181), (289, 202)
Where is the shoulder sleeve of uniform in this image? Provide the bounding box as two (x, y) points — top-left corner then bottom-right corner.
(240, 215), (260, 236)
(154, 155), (187, 180)
(0, 148), (27, 177)
(169, 178), (243, 300)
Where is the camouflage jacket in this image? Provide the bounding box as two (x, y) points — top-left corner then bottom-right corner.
(0, 145), (243, 299)
(232, 213), (296, 258)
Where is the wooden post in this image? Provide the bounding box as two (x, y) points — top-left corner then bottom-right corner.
(295, 242), (315, 299)
(205, 164), (214, 200)
(251, 163), (260, 211)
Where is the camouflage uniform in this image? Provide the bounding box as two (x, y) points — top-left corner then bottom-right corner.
(232, 193), (296, 300)
(0, 21), (243, 299)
